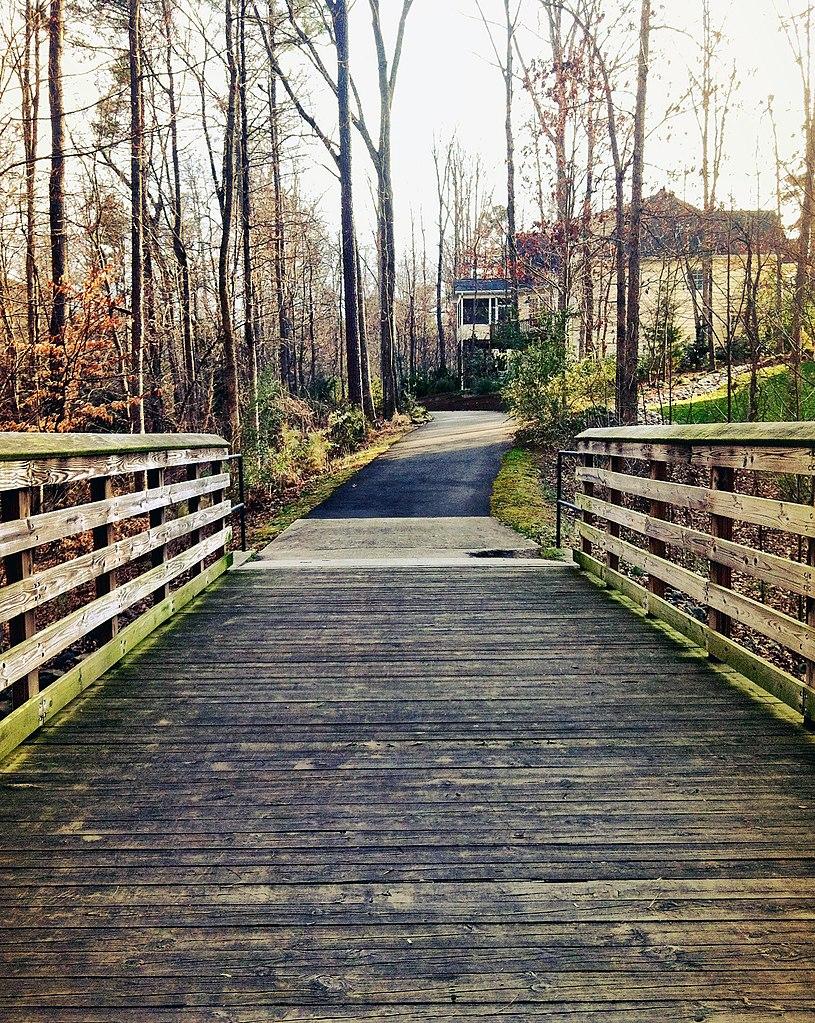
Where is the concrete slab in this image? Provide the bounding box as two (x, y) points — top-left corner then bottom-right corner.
(250, 411), (541, 567)
(256, 515), (539, 562)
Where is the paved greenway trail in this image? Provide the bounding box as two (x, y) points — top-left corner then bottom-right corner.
(2, 412), (815, 1020)
(260, 411), (539, 563)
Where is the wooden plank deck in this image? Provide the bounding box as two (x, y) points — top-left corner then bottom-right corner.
(2, 562), (815, 1020)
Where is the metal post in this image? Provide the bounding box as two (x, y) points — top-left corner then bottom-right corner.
(238, 455), (247, 552)
(556, 451), (563, 549)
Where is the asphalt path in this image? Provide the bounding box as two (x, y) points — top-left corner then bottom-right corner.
(310, 411), (514, 519)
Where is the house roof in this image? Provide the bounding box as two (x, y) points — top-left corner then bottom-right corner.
(454, 278), (529, 295)
(625, 189), (790, 258)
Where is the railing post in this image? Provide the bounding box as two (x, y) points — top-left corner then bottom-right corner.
(607, 456), (623, 571)
(581, 453), (595, 556)
(90, 475), (119, 643)
(1, 486), (39, 706)
(237, 455), (247, 552)
(806, 485), (815, 727)
(186, 462), (202, 576)
(648, 461), (668, 600)
(147, 467), (170, 604)
(556, 451), (563, 549)
(708, 466), (735, 638)
(211, 458), (228, 560)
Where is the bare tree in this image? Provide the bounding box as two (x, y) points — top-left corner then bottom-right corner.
(128, 0), (146, 432)
(326, 0), (364, 408)
(476, 0), (521, 313)
(689, 0), (737, 369)
(362, 0), (415, 418)
(432, 137), (453, 372)
(218, 0), (241, 441)
(47, 0), (67, 352)
(621, 0), (652, 425)
(783, 4), (815, 414)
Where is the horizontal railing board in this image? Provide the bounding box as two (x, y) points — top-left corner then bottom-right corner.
(0, 527), (230, 692)
(576, 492), (815, 599)
(0, 554), (232, 764)
(576, 440), (815, 476)
(0, 501), (231, 624)
(579, 521), (815, 664)
(0, 433), (227, 462)
(0, 447), (229, 492)
(578, 421), (815, 447)
(0, 473), (229, 559)
(574, 550), (815, 721)
(576, 465), (815, 538)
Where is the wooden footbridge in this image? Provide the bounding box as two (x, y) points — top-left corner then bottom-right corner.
(1, 425), (815, 1020)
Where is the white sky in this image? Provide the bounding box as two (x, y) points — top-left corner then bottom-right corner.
(38, 0), (810, 255)
(304, 0), (808, 248)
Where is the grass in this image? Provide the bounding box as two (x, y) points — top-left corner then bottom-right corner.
(249, 423), (414, 547)
(667, 362), (815, 424)
(491, 446), (562, 558)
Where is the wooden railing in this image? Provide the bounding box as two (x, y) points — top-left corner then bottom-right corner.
(0, 432), (233, 761)
(573, 422), (815, 727)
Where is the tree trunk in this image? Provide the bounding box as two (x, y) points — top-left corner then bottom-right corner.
(433, 144), (448, 373)
(47, 0), (67, 351)
(161, 0), (195, 426)
(546, 5), (570, 313)
(621, 0), (652, 425)
(504, 0), (518, 314)
(267, 4), (296, 394)
(377, 162), (399, 418)
(330, 0), (364, 408)
(792, 88), (815, 413)
(580, 72), (596, 359)
(128, 0), (146, 432)
(238, 0), (259, 437)
(22, 0), (41, 395)
(356, 242), (376, 419)
(219, 0), (241, 442)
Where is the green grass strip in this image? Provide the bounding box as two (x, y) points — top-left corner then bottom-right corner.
(491, 447), (561, 558)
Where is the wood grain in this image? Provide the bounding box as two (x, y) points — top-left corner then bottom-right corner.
(1, 563), (814, 1016)
(0, 472), (229, 559)
(577, 464), (815, 537)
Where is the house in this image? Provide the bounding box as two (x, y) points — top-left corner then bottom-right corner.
(454, 190), (792, 363)
(454, 235), (560, 352)
(454, 278), (530, 345)
(631, 189), (791, 350)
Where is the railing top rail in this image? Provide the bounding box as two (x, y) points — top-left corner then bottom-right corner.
(0, 432), (228, 462)
(577, 422), (815, 448)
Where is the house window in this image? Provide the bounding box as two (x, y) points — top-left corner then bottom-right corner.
(462, 297), (490, 325)
(688, 268), (705, 292)
(495, 299), (514, 323)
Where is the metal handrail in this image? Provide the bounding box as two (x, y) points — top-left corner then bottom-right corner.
(224, 454), (247, 552)
(556, 449), (584, 549)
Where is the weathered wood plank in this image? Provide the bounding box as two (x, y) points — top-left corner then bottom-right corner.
(0, 472), (229, 558)
(1, 486), (39, 706)
(574, 550), (815, 720)
(579, 521), (815, 664)
(0, 501), (230, 624)
(0, 432), (226, 462)
(578, 421), (815, 446)
(0, 446), (230, 493)
(2, 561), (815, 1016)
(577, 439), (815, 474)
(576, 492), (815, 598)
(0, 554), (231, 763)
(0, 528), (230, 692)
(576, 464), (815, 537)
